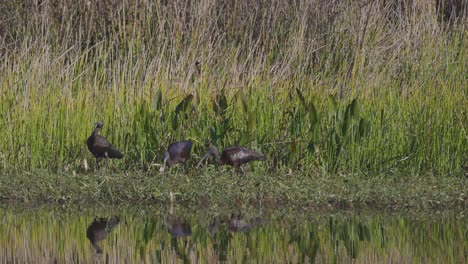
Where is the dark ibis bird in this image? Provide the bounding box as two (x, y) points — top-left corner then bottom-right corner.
(196, 145), (265, 170)
(87, 122), (123, 169)
(86, 217), (120, 254)
(161, 140), (193, 172)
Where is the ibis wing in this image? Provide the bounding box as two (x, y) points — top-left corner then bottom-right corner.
(222, 147), (265, 165)
(167, 140), (193, 160)
(92, 136), (123, 159)
(165, 141), (193, 166)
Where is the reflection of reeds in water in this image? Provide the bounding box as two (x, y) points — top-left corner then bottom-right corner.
(0, 210), (466, 263)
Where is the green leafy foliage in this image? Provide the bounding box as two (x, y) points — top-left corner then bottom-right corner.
(0, 0), (465, 176)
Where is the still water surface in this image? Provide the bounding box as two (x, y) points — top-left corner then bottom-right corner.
(0, 208), (466, 263)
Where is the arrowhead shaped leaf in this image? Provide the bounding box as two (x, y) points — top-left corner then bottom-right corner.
(175, 94), (193, 114)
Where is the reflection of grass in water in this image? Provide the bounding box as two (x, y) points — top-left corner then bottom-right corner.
(0, 210), (465, 263)
(0, 1), (466, 176)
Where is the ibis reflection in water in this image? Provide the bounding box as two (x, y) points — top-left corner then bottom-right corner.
(163, 215), (193, 263)
(87, 122), (123, 169)
(227, 214), (264, 232)
(206, 214), (264, 262)
(196, 145), (265, 170)
(164, 215), (192, 238)
(161, 140), (193, 172)
(208, 214), (264, 235)
(86, 217), (120, 254)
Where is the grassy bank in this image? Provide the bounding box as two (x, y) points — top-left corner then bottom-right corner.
(0, 170), (466, 211)
(0, 1), (466, 175)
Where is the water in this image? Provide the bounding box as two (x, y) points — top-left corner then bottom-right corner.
(0, 209), (466, 263)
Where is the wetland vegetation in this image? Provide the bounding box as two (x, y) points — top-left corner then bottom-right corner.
(1, 2), (466, 262)
(0, 0), (466, 209)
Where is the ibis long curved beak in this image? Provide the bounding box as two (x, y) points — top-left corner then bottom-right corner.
(160, 152), (169, 173)
(196, 150), (212, 168)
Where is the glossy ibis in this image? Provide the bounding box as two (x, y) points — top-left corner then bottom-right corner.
(86, 217), (120, 254)
(87, 122), (123, 169)
(196, 145), (265, 170)
(161, 140), (193, 172)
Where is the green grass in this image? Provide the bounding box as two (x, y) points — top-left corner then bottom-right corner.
(0, 170), (465, 211)
(0, 1), (466, 177)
